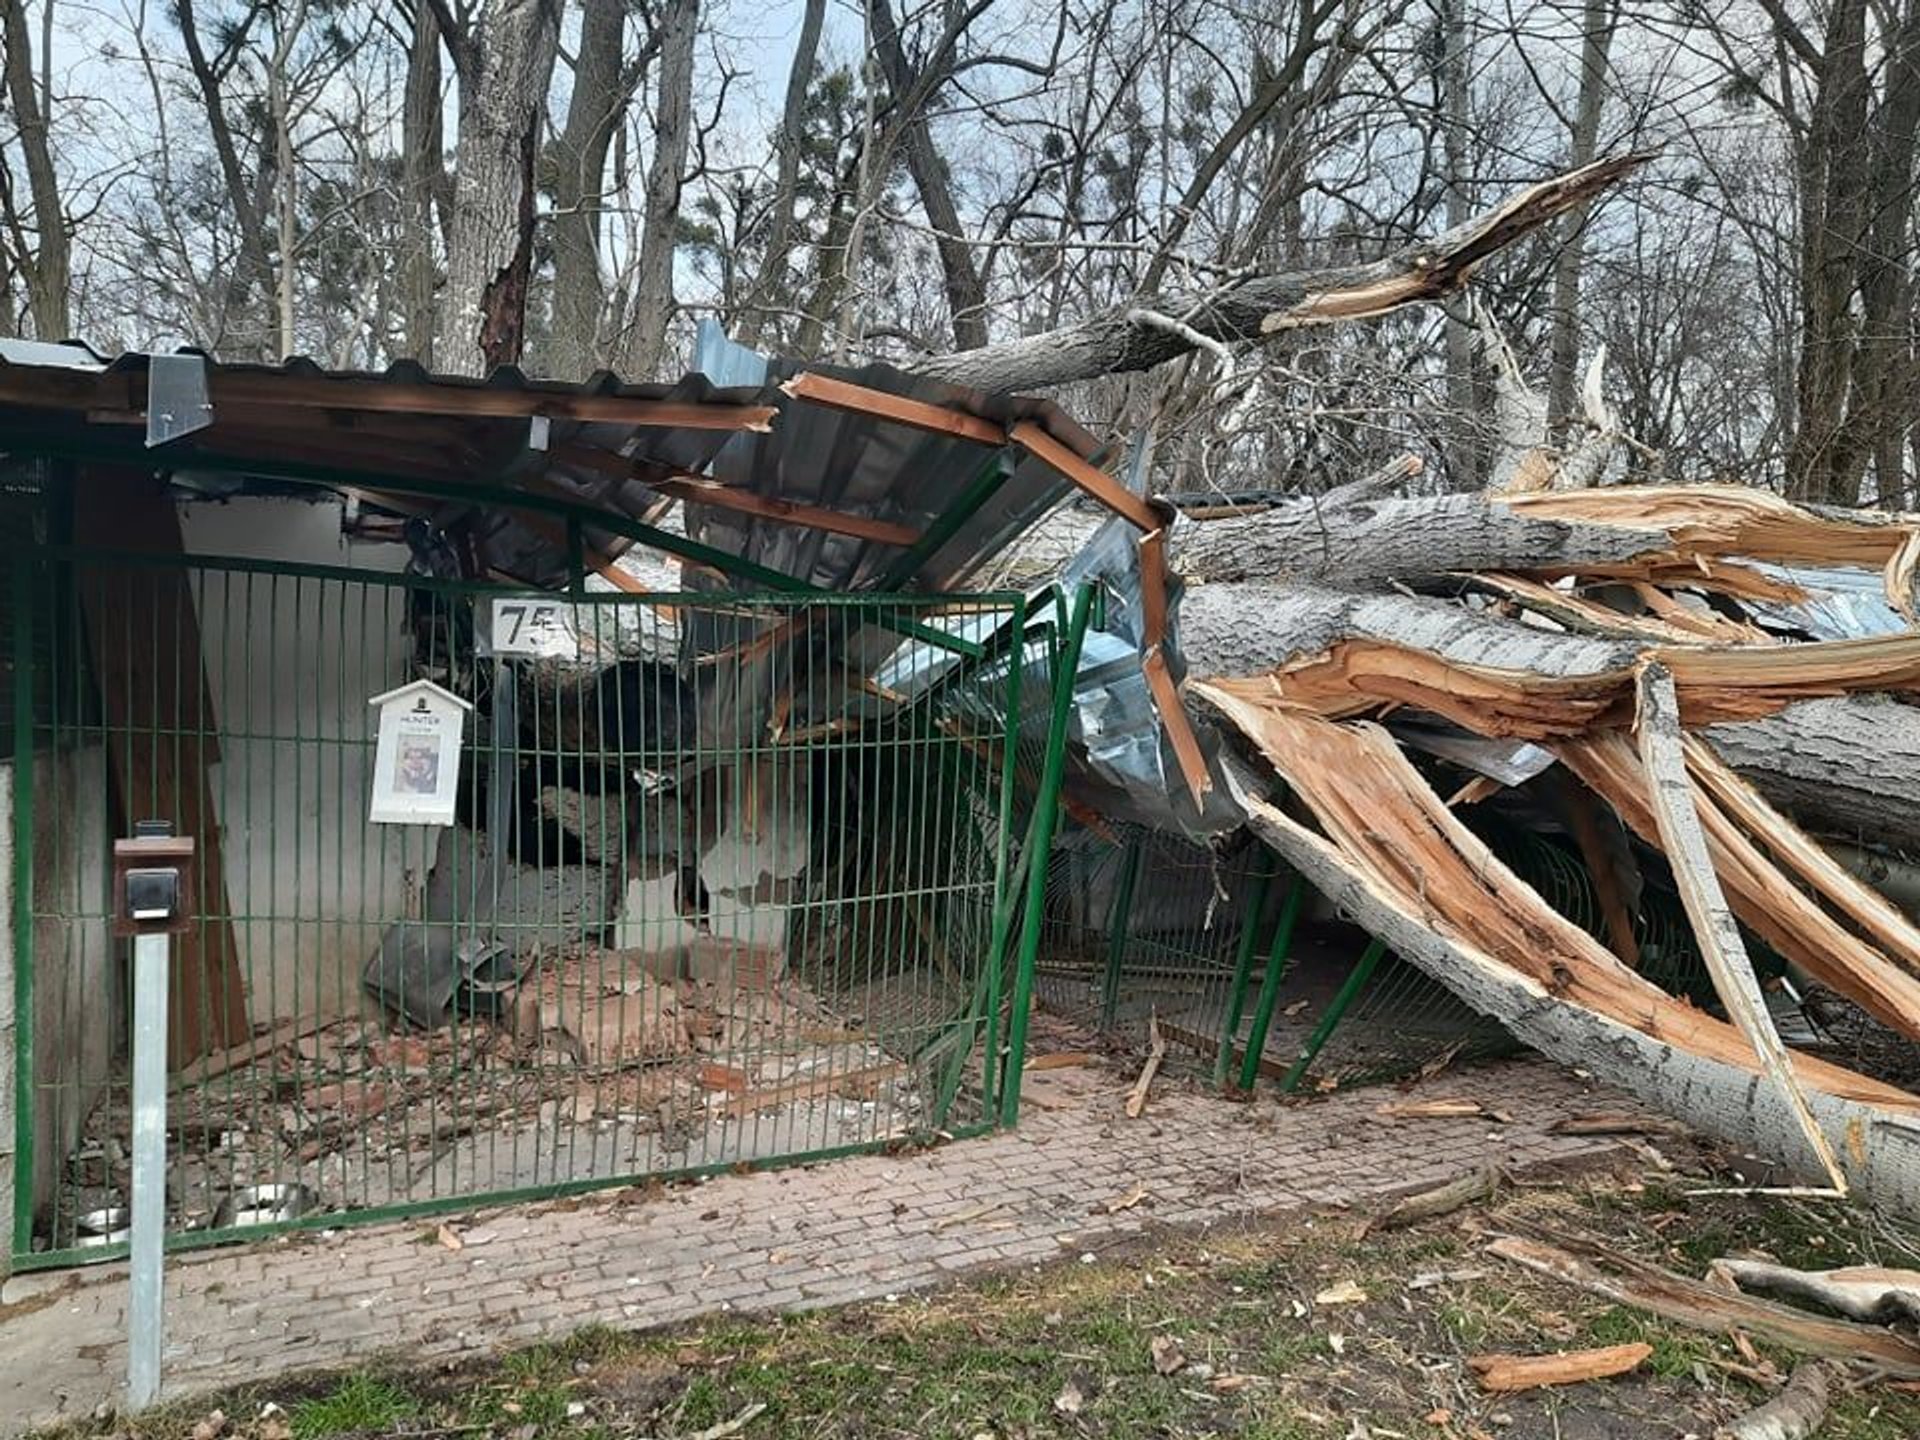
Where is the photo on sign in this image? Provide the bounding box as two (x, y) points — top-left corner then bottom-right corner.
(392, 735), (441, 796)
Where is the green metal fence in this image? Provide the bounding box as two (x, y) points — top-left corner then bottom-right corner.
(1033, 815), (1710, 1095)
(6, 545), (1070, 1269)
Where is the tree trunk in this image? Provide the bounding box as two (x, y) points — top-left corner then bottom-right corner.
(435, 0), (561, 377)
(735, 0), (826, 349)
(621, 0), (698, 379)
(1784, 0), (1873, 505)
(173, 0), (278, 355)
(902, 153), (1648, 394)
(1706, 696), (1920, 850)
(1439, 0), (1481, 488)
(1, 0), (67, 339)
(867, 0), (988, 351)
(400, 0), (446, 367)
(1207, 741), (1920, 1215)
(545, 0), (629, 380)
(1546, 0), (1617, 438)
(1168, 490), (1666, 588)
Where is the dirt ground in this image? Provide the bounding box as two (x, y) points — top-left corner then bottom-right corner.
(30, 1138), (1920, 1440)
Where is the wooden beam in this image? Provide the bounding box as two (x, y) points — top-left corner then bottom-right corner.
(204, 373), (777, 430)
(548, 442), (922, 547)
(780, 372), (1007, 446)
(75, 468), (252, 1066)
(649, 478), (921, 547)
(1010, 420), (1162, 531)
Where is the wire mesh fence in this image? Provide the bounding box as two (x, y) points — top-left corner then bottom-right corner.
(7, 547), (1037, 1266)
(1030, 812), (1709, 1095)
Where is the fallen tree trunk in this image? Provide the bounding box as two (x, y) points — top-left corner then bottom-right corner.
(1706, 696), (1920, 850)
(1194, 700), (1920, 1212)
(904, 154), (1651, 394)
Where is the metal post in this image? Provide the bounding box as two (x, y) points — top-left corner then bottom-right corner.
(1280, 936), (1387, 1094)
(127, 929), (168, 1409)
(1237, 875), (1307, 1092)
(999, 582), (1095, 1128)
(1212, 859), (1273, 1088)
(1098, 839), (1143, 1030)
(112, 821), (192, 1412)
(8, 558), (35, 1269)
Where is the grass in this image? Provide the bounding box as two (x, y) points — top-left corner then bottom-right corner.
(24, 1163), (1920, 1440)
(287, 1376), (417, 1440)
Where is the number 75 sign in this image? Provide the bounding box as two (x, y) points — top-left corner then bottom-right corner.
(482, 597), (582, 660)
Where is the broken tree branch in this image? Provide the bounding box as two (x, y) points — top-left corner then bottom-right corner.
(1710, 1259), (1920, 1326)
(1632, 662), (1848, 1193)
(1715, 1362), (1831, 1440)
(904, 153), (1653, 393)
(1125, 1013), (1167, 1119)
(1486, 1233), (1920, 1376)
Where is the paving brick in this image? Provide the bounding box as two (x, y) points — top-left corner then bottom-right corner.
(0, 1058), (1637, 1438)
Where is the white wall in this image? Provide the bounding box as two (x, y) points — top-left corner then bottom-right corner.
(180, 497), (433, 1026)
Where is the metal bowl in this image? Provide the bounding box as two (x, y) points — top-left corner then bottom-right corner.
(73, 1205), (131, 1247)
(213, 1183), (316, 1229)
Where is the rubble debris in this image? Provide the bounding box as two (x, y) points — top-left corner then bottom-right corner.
(1486, 1233), (1920, 1376)
(1466, 1342), (1651, 1392)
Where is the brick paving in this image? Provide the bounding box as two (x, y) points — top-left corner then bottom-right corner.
(0, 1058), (1646, 1435)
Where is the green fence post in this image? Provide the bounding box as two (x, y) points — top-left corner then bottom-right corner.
(9, 555), (35, 1267)
(1237, 874), (1307, 1092)
(1211, 858), (1274, 1088)
(1098, 838), (1143, 1030)
(1280, 936), (1387, 1094)
(999, 582), (1095, 1128)
(977, 607), (1032, 1117)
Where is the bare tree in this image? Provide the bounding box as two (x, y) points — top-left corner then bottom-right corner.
(0, 0), (67, 337)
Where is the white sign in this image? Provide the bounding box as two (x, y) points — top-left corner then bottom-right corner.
(367, 679), (471, 826)
(487, 597), (581, 660)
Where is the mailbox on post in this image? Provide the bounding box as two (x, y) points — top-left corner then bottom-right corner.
(109, 819), (195, 1412)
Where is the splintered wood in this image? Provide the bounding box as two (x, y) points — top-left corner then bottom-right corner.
(1183, 476), (1920, 1211)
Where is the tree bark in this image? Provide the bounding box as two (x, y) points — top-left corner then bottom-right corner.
(1168, 490), (1666, 588)
(1, 0), (67, 339)
(621, 0), (699, 379)
(434, 0), (561, 376)
(902, 153), (1648, 395)
(1706, 696), (1920, 850)
(400, 0), (447, 367)
(545, 0), (631, 380)
(1784, 0), (1874, 505)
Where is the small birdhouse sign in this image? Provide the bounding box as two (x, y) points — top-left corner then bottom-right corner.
(367, 678), (471, 826)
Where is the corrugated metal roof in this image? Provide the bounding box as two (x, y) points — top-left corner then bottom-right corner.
(0, 339), (1108, 600)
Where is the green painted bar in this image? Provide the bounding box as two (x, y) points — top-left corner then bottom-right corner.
(999, 582), (1095, 1129)
(1212, 858), (1274, 1088)
(1237, 874), (1307, 1093)
(1280, 936), (1389, 1094)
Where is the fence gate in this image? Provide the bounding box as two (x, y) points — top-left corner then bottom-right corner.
(6, 547), (1054, 1269)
